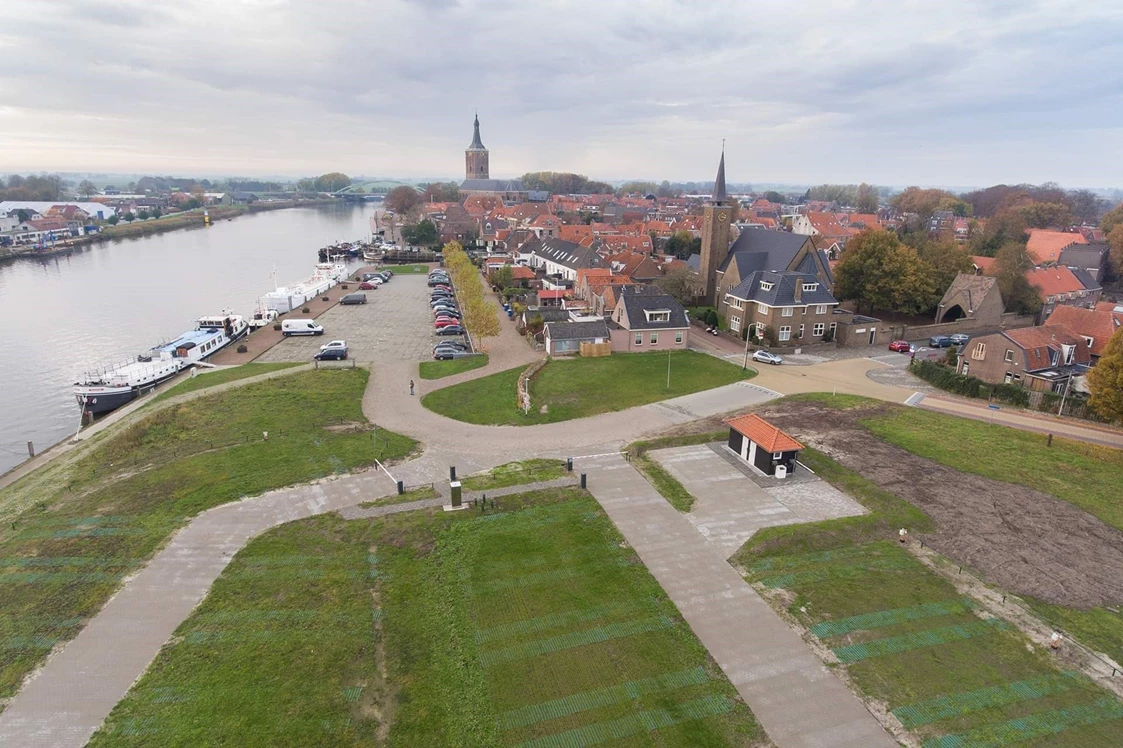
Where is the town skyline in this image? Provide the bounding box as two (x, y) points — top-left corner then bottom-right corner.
(2, 1), (1121, 185)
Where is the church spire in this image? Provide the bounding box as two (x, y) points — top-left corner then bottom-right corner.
(711, 143), (727, 204)
(468, 113), (486, 151)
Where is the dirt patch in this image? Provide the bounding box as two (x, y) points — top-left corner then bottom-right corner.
(323, 421), (369, 434)
(755, 400), (1123, 610)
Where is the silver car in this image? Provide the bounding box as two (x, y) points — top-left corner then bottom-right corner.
(752, 350), (783, 365)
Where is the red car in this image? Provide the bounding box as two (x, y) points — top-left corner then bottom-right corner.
(434, 317), (460, 328)
(358, 281), (380, 290)
(888, 340), (911, 353)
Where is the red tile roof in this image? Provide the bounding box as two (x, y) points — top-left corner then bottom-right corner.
(1025, 229), (1086, 265)
(1026, 266), (1085, 298)
(1003, 324), (1091, 371)
(1045, 305), (1120, 356)
(510, 266), (536, 281)
(807, 212), (852, 239)
(972, 255), (995, 273)
(724, 414), (803, 453)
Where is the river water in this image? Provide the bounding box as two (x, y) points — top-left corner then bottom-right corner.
(0, 203), (374, 475)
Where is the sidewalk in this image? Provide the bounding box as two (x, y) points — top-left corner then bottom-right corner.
(919, 395), (1123, 449)
(577, 453), (894, 748)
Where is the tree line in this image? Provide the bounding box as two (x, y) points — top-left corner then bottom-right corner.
(443, 241), (500, 349)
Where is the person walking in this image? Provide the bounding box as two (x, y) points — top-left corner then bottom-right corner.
(409, 379), (415, 396)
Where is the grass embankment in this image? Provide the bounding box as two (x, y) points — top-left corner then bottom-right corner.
(0, 369), (415, 700)
(626, 432), (728, 513)
(423, 351), (749, 426)
(91, 489), (766, 746)
(417, 354), (488, 380)
(150, 362), (302, 403)
(741, 540), (1123, 746)
(460, 459), (567, 491)
(384, 264), (430, 274)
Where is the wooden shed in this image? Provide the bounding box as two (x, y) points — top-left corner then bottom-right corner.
(724, 414), (803, 477)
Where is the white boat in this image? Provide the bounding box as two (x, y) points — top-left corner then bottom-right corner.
(74, 313), (248, 415)
(263, 263), (347, 314)
(248, 305), (279, 330)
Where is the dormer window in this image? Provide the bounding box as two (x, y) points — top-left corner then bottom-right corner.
(759, 281), (774, 291)
(802, 283), (818, 292)
(645, 310), (671, 323)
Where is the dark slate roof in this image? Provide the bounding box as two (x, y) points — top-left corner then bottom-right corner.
(1070, 266), (1102, 291)
(460, 178), (524, 192)
(468, 114), (486, 151)
(536, 237), (602, 270)
(526, 306), (570, 323)
(546, 319), (609, 341)
(717, 228), (810, 274)
(619, 287), (689, 330)
(686, 253), (701, 272)
(712, 149), (727, 204)
(1059, 243), (1107, 270)
(726, 271), (837, 306)
(792, 248), (834, 284)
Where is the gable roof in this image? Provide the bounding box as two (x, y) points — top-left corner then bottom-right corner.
(1058, 242), (1107, 271)
(460, 178), (525, 193)
(971, 255), (995, 273)
(724, 414), (803, 453)
(545, 319), (609, 341)
(718, 228), (811, 275)
(1044, 305), (1120, 356)
(938, 273), (999, 313)
(806, 212), (852, 239)
(535, 237), (603, 271)
(1002, 324), (1091, 371)
(1025, 229), (1086, 265)
(726, 271), (837, 307)
(618, 287), (688, 330)
(1026, 266), (1086, 298)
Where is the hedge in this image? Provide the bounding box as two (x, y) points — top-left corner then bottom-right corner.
(910, 359), (1030, 406)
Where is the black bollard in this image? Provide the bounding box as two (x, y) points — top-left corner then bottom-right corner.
(580, 472), (587, 489)
(567, 457), (573, 472)
(396, 480), (404, 495)
(450, 466), (457, 481)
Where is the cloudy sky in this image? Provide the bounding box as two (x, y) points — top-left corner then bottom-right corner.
(2, 0), (1121, 187)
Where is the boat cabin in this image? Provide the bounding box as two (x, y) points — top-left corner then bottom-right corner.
(724, 414), (803, 477)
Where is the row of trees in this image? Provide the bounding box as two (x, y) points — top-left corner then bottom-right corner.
(442, 242), (500, 349)
(0, 174), (66, 201)
(520, 172), (613, 195)
(400, 218), (438, 246)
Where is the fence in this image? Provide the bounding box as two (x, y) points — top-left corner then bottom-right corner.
(579, 341), (612, 357)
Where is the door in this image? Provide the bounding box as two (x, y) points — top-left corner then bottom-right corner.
(868, 328), (877, 345)
(746, 441), (755, 463)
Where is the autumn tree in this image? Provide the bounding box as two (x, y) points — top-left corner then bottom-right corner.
(1106, 225), (1123, 276)
(1018, 201), (1073, 229)
(833, 229), (938, 315)
(655, 267), (700, 306)
(401, 218), (438, 246)
(892, 187), (968, 222)
(77, 179), (96, 198)
(1101, 203), (1123, 234)
(807, 184), (858, 205)
(423, 182), (460, 202)
(855, 183), (879, 213)
(915, 237), (974, 295)
(385, 185), (423, 215)
(763, 190), (787, 204)
(968, 208), (1028, 257)
(312, 172), (351, 192)
(1088, 327), (1123, 423)
(992, 242), (1042, 316)
(664, 230), (700, 260)
(489, 265), (513, 290)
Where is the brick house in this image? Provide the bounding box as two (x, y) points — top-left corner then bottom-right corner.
(1044, 305), (1121, 361)
(934, 273), (1005, 325)
(608, 287), (690, 352)
(957, 324), (1091, 392)
(544, 319), (610, 356)
(722, 270), (839, 343)
(1026, 266), (1102, 323)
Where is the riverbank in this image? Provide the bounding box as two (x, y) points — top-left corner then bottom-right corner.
(0, 199), (339, 260)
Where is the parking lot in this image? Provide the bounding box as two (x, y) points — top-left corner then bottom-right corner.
(254, 273), (442, 363)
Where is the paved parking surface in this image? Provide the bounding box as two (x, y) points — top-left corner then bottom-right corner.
(255, 274), (443, 363)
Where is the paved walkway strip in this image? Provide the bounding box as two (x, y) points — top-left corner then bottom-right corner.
(893, 672), (1082, 728)
(476, 600), (647, 645)
(833, 619), (1008, 663)
(579, 453), (896, 747)
(480, 616), (674, 667)
(810, 599), (976, 638)
(515, 694), (733, 748)
(500, 667), (709, 730)
(923, 696), (1123, 748)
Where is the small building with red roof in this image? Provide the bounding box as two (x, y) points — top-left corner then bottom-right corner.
(724, 414), (803, 477)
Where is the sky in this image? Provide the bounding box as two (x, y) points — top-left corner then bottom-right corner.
(1, 0), (1122, 187)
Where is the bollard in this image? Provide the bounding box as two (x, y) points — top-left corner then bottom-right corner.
(580, 472), (587, 489)
(396, 480), (404, 495)
(450, 466), (457, 481)
(567, 457), (573, 472)
(27, 441), (35, 459)
(1047, 433), (1053, 447)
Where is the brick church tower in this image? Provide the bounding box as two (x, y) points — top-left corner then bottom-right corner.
(465, 114), (490, 180)
(698, 147), (733, 305)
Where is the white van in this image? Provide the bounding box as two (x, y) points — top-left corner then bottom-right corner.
(281, 319), (324, 337)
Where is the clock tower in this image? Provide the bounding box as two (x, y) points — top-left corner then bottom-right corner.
(698, 147), (733, 305)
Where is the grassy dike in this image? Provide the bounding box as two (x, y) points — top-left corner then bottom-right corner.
(0, 368), (414, 701)
(90, 488), (766, 747)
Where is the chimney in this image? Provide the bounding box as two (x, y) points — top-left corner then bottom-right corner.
(794, 278), (803, 303)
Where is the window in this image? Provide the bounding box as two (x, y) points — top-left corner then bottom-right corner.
(634, 332), (643, 346)
(1004, 372), (1014, 384)
(645, 310), (670, 322)
(675, 331), (683, 344)
(778, 326), (791, 341)
(813, 322), (825, 336)
(773, 451), (783, 459)
(1004, 349), (1014, 362)
(650, 331), (658, 344)
(759, 281), (774, 291)
(828, 322), (837, 338)
(815, 305), (828, 314)
(802, 283), (818, 292)
(1082, 336), (1094, 348)
(798, 324), (805, 338)
(757, 302), (769, 314)
(729, 315), (741, 332)
(781, 307), (794, 317)
(971, 342), (986, 360)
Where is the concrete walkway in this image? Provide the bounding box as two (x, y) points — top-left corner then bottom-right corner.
(576, 453), (895, 748)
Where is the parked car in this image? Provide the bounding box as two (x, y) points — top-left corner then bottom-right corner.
(319, 339), (347, 352)
(435, 325), (466, 336)
(428, 278), (450, 287)
(434, 317), (460, 328)
(281, 319), (324, 336)
(888, 340), (911, 353)
(358, 281), (380, 290)
(430, 288), (453, 296)
(433, 349), (472, 360)
(928, 335), (953, 348)
(949, 333), (970, 345)
(340, 292), (367, 305)
(435, 311), (462, 321)
(434, 341), (469, 352)
(314, 347), (347, 361)
(752, 350), (783, 365)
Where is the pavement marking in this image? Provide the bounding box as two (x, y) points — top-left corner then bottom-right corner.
(904, 392), (926, 406)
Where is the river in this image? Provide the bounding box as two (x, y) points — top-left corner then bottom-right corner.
(0, 202), (376, 475)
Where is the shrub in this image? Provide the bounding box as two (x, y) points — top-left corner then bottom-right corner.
(705, 309), (719, 327)
(762, 325), (779, 347)
(273, 323), (282, 331)
(301, 307), (311, 313)
(910, 359), (1029, 406)
(821, 326), (835, 343)
(236, 344), (248, 353)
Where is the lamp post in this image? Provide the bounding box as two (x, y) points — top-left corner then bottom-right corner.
(742, 326), (751, 371)
(666, 349), (671, 390)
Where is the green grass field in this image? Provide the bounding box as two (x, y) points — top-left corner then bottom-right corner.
(742, 540), (1123, 746)
(423, 351), (749, 425)
(150, 362), (302, 403)
(418, 353), (488, 380)
(90, 489), (765, 746)
(460, 458), (567, 491)
(0, 369), (415, 700)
